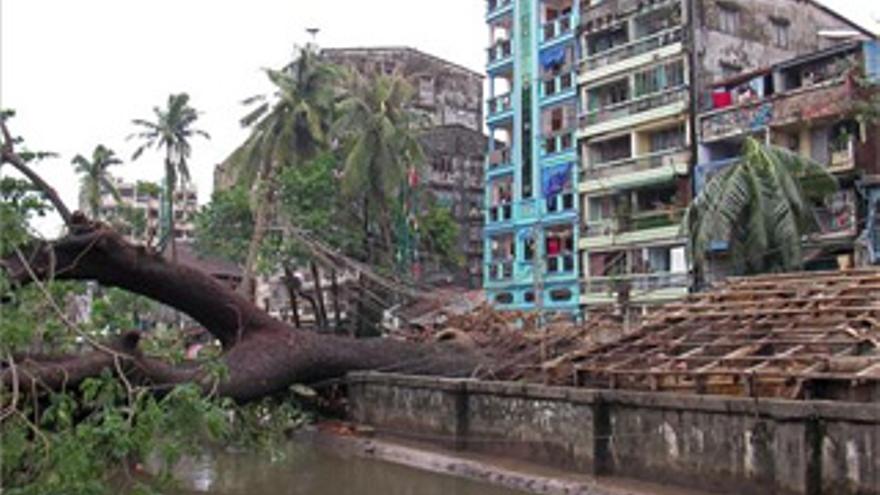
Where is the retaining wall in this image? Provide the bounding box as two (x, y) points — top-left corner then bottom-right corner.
(347, 373), (880, 495)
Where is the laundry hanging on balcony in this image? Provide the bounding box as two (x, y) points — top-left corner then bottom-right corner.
(539, 46), (567, 70)
(542, 162), (573, 197)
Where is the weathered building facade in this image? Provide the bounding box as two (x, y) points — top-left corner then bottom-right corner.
(697, 40), (880, 281)
(322, 46), (485, 132)
(418, 125), (487, 288)
(484, 0), (873, 316)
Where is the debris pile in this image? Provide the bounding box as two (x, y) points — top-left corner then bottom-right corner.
(560, 270), (880, 401)
(390, 270), (880, 402)
(389, 301), (627, 383)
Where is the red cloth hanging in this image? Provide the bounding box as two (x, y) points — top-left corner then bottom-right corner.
(712, 90), (733, 109)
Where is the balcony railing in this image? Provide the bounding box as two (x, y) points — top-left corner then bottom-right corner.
(488, 148), (512, 169)
(583, 272), (689, 295)
(487, 93), (513, 117)
(699, 78), (853, 141)
(542, 131), (575, 155)
(488, 40), (513, 66)
(546, 192), (577, 215)
(581, 86), (688, 128)
(487, 260), (515, 281)
(700, 100), (773, 141)
(541, 15), (573, 44)
(583, 208), (684, 238)
(546, 254), (576, 275)
(829, 142), (855, 173)
(582, 27), (684, 71)
(542, 72), (575, 99)
(627, 209), (684, 232)
(487, 0), (513, 17)
(584, 148), (689, 179)
(487, 203), (514, 223)
(583, 219), (615, 239)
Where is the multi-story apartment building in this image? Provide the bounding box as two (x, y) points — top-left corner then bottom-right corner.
(419, 125), (487, 288)
(322, 46), (485, 132)
(89, 178), (199, 244)
(697, 40), (880, 281)
(484, 0), (871, 315)
(484, 0), (583, 315)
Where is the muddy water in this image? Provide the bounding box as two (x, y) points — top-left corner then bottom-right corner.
(168, 441), (525, 495)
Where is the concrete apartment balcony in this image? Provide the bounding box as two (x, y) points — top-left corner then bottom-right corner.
(486, 0), (513, 22)
(578, 86), (688, 139)
(544, 191), (578, 217)
(540, 72), (577, 106)
(541, 131), (576, 159)
(580, 209), (684, 250)
(485, 259), (515, 284)
(828, 143), (856, 174)
(808, 192), (858, 244)
(580, 271), (688, 305)
(487, 39), (514, 73)
(699, 78), (854, 143)
(580, 148), (689, 194)
(545, 253), (577, 278)
(486, 93), (514, 125)
(540, 14), (575, 48)
(486, 202), (514, 225)
(580, 27), (684, 85)
(486, 147), (514, 177)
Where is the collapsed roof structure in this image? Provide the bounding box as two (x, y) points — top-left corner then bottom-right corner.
(560, 269), (880, 402)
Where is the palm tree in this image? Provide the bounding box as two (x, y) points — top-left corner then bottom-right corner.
(235, 45), (339, 296)
(334, 70), (425, 265)
(71, 145), (122, 220)
(129, 93), (210, 261)
(684, 136), (838, 279)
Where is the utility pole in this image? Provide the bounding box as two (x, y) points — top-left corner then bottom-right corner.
(532, 223), (548, 384)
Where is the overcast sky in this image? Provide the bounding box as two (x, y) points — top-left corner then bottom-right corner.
(1, 0), (878, 236)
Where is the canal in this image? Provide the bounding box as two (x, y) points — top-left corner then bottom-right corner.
(166, 440), (526, 495)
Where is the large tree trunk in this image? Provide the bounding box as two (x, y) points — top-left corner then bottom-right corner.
(1, 217), (483, 403)
(239, 161), (277, 300)
(165, 159), (178, 264)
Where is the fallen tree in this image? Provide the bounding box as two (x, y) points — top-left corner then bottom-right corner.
(0, 120), (483, 404)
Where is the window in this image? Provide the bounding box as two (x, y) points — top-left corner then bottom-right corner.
(634, 60), (685, 97)
(496, 293), (514, 305)
(771, 18), (790, 48)
(551, 107), (564, 131)
(649, 125), (686, 152)
(718, 4), (740, 34)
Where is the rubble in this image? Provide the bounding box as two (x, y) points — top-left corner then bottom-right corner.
(392, 269), (880, 401)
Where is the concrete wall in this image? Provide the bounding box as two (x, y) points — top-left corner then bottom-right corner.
(693, 0), (869, 99)
(348, 373), (880, 495)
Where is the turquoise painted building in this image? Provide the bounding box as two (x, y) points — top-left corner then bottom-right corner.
(483, 0), (877, 317)
(484, 0), (581, 314)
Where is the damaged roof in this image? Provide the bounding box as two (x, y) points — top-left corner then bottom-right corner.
(561, 269), (880, 402)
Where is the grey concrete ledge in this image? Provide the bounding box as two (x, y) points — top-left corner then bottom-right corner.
(346, 372), (880, 423)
